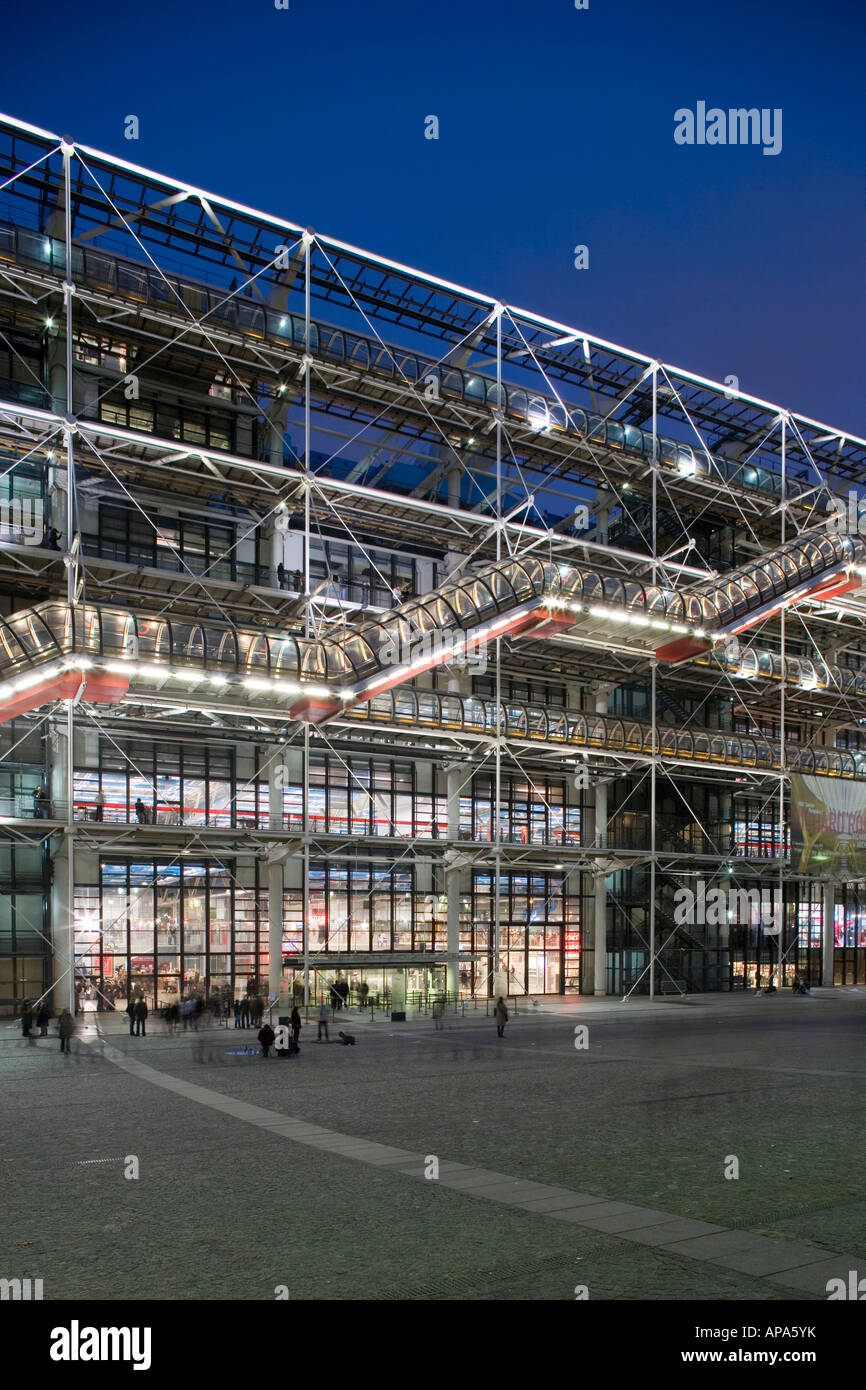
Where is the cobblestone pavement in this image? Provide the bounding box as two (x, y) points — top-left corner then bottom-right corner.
(1, 990), (864, 1301)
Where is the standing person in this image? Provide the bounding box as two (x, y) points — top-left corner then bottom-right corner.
(20, 1001), (33, 1038)
(494, 996), (509, 1038)
(58, 1009), (75, 1054)
(33, 786), (50, 819)
(290, 1005), (302, 1055)
(317, 1000), (331, 1042)
(133, 996), (148, 1037)
(36, 1002), (51, 1036)
(432, 998), (445, 1030)
(276, 562), (286, 590)
(358, 980), (369, 1009)
(240, 995), (250, 1029)
(257, 1022), (275, 1057)
(93, 787), (106, 822)
(126, 996), (136, 1036)
(233, 998), (242, 1029)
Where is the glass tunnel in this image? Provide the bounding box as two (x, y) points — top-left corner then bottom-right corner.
(343, 688), (866, 780)
(0, 530), (859, 701)
(0, 530), (863, 778)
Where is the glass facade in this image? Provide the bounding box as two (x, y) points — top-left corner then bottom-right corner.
(0, 840), (50, 1006)
(472, 872), (577, 996)
(77, 861), (240, 1008)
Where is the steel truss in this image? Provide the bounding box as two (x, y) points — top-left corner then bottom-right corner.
(1, 111), (864, 1007)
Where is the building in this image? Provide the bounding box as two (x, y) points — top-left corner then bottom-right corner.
(1, 111), (865, 1016)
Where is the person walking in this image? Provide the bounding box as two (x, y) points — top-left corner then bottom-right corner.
(290, 1005), (302, 1055)
(432, 997), (445, 1030)
(494, 996), (509, 1038)
(258, 1022), (275, 1057)
(317, 1000), (331, 1042)
(36, 1003), (51, 1036)
(240, 995), (250, 1028)
(133, 996), (148, 1037)
(58, 1009), (75, 1054)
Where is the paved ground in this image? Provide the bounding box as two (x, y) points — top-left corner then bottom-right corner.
(2, 989), (865, 1301)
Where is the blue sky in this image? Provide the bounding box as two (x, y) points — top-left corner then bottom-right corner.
(3, 0), (865, 431)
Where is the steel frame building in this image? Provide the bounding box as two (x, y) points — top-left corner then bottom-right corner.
(2, 110), (866, 1016)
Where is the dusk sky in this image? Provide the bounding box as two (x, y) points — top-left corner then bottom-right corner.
(3, 0), (864, 432)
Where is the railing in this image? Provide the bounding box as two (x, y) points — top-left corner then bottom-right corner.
(80, 536), (274, 589)
(0, 795), (67, 820)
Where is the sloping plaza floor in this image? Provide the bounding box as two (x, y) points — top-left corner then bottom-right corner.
(2, 989), (865, 1301)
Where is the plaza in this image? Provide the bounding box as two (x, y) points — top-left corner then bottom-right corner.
(2, 989), (865, 1302)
